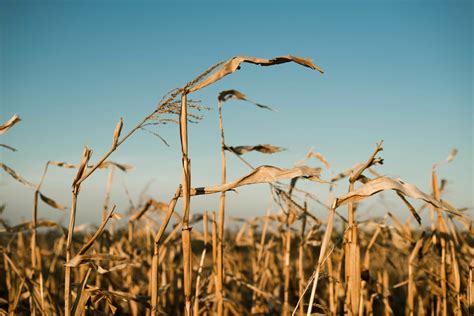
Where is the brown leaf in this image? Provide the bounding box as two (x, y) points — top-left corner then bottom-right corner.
(66, 253), (128, 267)
(330, 163), (364, 183)
(190, 165), (321, 196)
(0, 144), (17, 152)
(2, 220), (61, 233)
(49, 161), (77, 169)
(218, 89), (247, 102)
(71, 268), (92, 316)
(99, 161), (133, 172)
(335, 176), (462, 216)
(433, 148), (458, 170)
(77, 205), (117, 256)
(112, 118), (123, 148)
(218, 89), (275, 111)
(297, 148), (331, 169)
(0, 115), (21, 135)
(225, 144), (285, 155)
(72, 146), (92, 188)
(188, 55), (323, 93)
(49, 160), (133, 172)
(39, 192), (67, 210)
(0, 163), (34, 188)
(96, 262), (138, 274)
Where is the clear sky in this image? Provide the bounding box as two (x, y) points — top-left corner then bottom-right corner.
(0, 0), (472, 226)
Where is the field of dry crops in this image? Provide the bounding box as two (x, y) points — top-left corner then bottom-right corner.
(0, 55), (472, 316)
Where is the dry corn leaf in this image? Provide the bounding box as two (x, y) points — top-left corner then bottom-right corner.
(218, 89), (247, 102)
(190, 165), (321, 196)
(330, 163), (364, 183)
(218, 89), (275, 111)
(49, 160), (132, 172)
(225, 144), (285, 155)
(129, 199), (167, 222)
(1, 220), (61, 233)
(99, 161), (133, 172)
(66, 254), (128, 267)
(335, 176), (462, 216)
(39, 192), (67, 211)
(71, 268), (91, 316)
(49, 161), (77, 169)
(72, 146), (92, 188)
(188, 55), (323, 93)
(77, 205), (116, 256)
(0, 114), (21, 135)
(0, 163), (34, 188)
(0, 144), (17, 152)
(433, 148), (458, 170)
(112, 117), (123, 148)
(73, 291), (91, 316)
(96, 262), (138, 274)
(297, 148), (331, 169)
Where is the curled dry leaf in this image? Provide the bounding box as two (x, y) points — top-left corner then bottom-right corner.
(297, 148), (331, 169)
(312, 152), (330, 169)
(0, 114), (21, 135)
(71, 268), (92, 316)
(111, 213), (123, 220)
(188, 55), (323, 93)
(49, 161), (77, 169)
(1, 220), (61, 233)
(77, 205), (117, 256)
(96, 262), (138, 274)
(0, 163), (34, 188)
(0, 144), (17, 152)
(112, 117), (123, 148)
(218, 89), (275, 111)
(225, 144), (285, 155)
(218, 89), (247, 102)
(330, 163), (364, 183)
(433, 148), (458, 170)
(189, 165), (321, 196)
(72, 146), (92, 188)
(277, 190), (320, 224)
(99, 161), (133, 172)
(49, 160), (133, 172)
(39, 192), (67, 210)
(396, 192), (422, 225)
(66, 254), (128, 268)
(129, 199), (168, 222)
(335, 176), (462, 216)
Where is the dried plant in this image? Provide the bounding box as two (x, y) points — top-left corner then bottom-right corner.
(0, 56), (471, 316)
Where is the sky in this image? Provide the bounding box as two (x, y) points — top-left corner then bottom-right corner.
(0, 0), (472, 226)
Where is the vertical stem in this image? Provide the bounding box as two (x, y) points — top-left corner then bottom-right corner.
(211, 211), (218, 305)
(217, 100), (226, 316)
(179, 92), (193, 315)
(151, 186), (182, 315)
(102, 168), (114, 222)
(30, 191), (38, 315)
(345, 181), (360, 316)
(298, 215), (307, 316)
(283, 213), (292, 316)
(408, 237), (423, 316)
(194, 211), (209, 316)
(306, 206), (335, 316)
(65, 188), (79, 316)
(469, 265), (473, 316)
(31, 192), (38, 271)
(95, 167), (115, 311)
(31, 162), (49, 272)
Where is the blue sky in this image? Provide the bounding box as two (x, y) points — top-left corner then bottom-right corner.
(0, 1), (472, 225)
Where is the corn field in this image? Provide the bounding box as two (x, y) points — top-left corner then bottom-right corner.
(0, 55), (472, 316)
